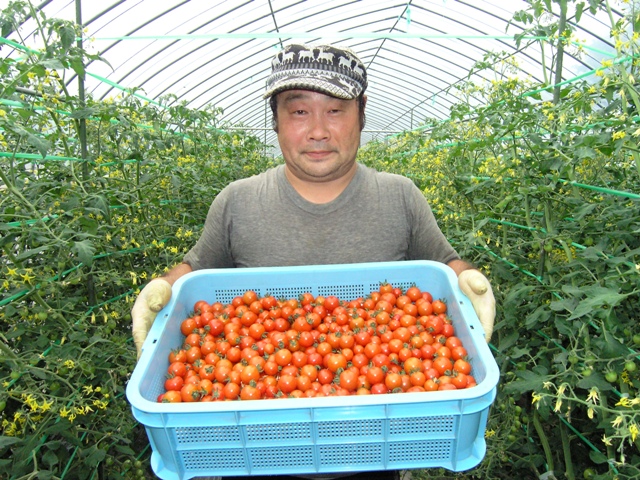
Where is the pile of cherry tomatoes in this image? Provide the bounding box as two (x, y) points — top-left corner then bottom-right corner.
(158, 283), (476, 403)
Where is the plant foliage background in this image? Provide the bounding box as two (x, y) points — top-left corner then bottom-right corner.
(1, 0), (639, 479)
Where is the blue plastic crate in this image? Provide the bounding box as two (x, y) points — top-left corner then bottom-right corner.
(126, 260), (499, 480)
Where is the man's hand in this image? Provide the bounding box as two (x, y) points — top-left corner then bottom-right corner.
(131, 278), (173, 359)
(458, 269), (496, 342)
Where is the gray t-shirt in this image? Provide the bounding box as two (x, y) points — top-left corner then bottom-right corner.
(183, 163), (459, 269)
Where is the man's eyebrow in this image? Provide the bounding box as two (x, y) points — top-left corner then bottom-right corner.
(281, 92), (311, 104)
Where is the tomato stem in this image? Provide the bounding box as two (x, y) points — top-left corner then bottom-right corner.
(560, 421), (575, 480)
(532, 409), (555, 472)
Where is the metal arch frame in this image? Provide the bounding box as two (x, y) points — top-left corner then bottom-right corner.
(48, 0), (191, 94)
(182, 7), (410, 118)
(92, 0), (257, 100)
(111, 0), (358, 107)
(335, 38), (495, 135)
(8, 0), (626, 154)
(372, 0), (618, 135)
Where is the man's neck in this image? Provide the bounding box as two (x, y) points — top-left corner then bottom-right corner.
(284, 164), (358, 204)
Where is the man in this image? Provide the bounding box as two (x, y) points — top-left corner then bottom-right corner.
(131, 43), (496, 480)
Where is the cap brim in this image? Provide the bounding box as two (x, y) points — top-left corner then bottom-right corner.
(263, 75), (362, 100)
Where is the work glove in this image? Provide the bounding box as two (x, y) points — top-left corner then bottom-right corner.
(131, 278), (173, 359)
(458, 269), (496, 342)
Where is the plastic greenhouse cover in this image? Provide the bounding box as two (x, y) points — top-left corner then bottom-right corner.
(0, 0), (623, 154)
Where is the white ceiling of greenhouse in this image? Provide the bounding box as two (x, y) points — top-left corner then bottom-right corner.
(2, 0), (623, 155)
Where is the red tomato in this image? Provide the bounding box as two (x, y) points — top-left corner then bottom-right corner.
(164, 375), (184, 392)
(161, 391), (182, 403)
(432, 300), (447, 315)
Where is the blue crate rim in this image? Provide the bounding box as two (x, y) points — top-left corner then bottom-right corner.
(126, 260), (499, 415)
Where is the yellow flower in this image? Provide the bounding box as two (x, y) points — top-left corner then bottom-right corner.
(630, 423), (639, 442)
(615, 397), (631, 408)
(532, 392), (542, 406)
(586, 388), (599, 404)
(39, 399), (53, 413)
(20, 272), (35, 284)
(59, 407), (70, 418)
(612, 131), (626, 140)
(612, 415), (624, 428)
(554, 398), (563, 412)
(23, 394), (38, 411)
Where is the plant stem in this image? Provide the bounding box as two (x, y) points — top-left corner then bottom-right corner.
(560, 421), (575, 480)
(533, 409), (555, 472)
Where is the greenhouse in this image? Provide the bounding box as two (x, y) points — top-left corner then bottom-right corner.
(0, 0), (639, 479)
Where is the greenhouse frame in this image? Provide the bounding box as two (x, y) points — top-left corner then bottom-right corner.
(0, 0), (639, 479)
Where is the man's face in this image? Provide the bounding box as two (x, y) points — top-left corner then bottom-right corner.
(275, 90), (363, 184)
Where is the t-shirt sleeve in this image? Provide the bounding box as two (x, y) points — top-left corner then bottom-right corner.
(182, 187), (235, 270)
(406, 183), (460, 264)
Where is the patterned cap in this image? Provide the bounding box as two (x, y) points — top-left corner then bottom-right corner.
(263, 43), (367, 100)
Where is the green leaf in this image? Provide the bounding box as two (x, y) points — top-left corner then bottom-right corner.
(42, 450), (59, 468)
(497, 330), (521, 351)
(29, 367), (50, 380)
(114, 445), (136, 455)
(567, 288), (626, 321)
(45, 422), (74, 435)
(79, 216), (98, 236)
(83, 445), (106, 467)
(600, 328), (630, 359)
(5, 324), (26, 340)
(15, 245), (49, 262)
(576, 371), (613, 391)
(508, 346), (531, 360)
(71, 240), (95, 267)
(588, 449), (609, 464)
(39, 59), (65, 70)
(60, 25), (75, 51)
(70, 57), (85, 79)
(549, 298), (577, 313)
(69, 107), (98, 119)
(525, 304), (550, 328)
(25, 131), (51, 158)
(503, 369), (548, 395)
(0, 436), (21, 449)
(554, 317), (576, 337)
(575, 2), (584, 23)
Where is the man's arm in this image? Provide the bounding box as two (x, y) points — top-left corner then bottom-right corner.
(446, 258), (476, 276)
(161, 262), (193, 286)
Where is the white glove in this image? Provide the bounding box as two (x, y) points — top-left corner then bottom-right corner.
(132, 278), (172, 358)
(458, 269), (496, 342)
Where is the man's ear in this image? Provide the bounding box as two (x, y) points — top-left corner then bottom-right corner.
(359, 94), (367, 131)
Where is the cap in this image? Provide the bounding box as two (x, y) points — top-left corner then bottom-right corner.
(263, 43), (367, 100)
